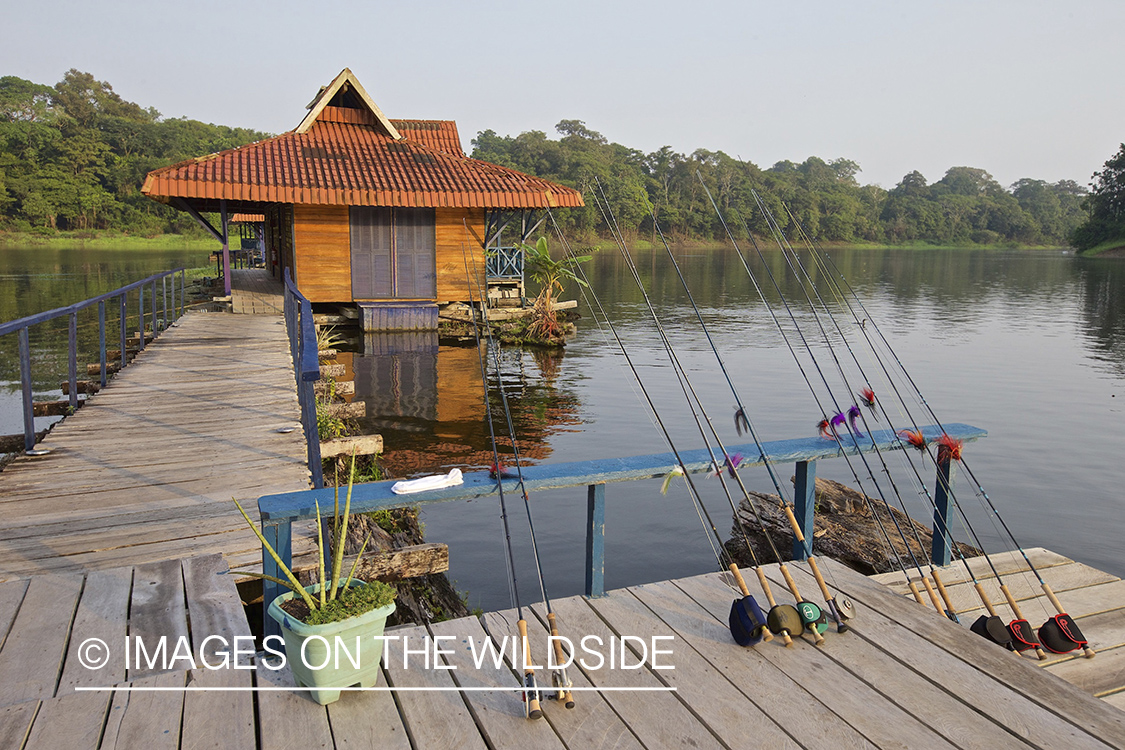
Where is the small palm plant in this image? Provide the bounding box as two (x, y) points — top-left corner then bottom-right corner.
(233, 454), (395, 623)
(521, 237), (591, 340)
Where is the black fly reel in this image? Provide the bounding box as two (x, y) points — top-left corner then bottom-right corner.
(766, 603), (804, 637)
(1006, 618), (1041, 653)
(797, 600), (828, 635)
(970, 614), (1013, 649)
(1038, 613), (1087, 654)
(729, 595), (768, 646)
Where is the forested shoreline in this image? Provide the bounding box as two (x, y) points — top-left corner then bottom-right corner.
(0, 71), (1098, 249)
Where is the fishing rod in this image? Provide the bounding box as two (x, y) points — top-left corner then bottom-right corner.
(778, 206), (1022, 628)
(545, 207), (789, 647)
(748, 191), (951, 616)
(696, 175), (932, 612)
(619, 196), (857, 638)
(591, 182), (837, 643)
(458, 236), (546, 719)
(461, 234), (578, 709)
(789, 214), (1089, 658)
(758, 198), (1041, 654)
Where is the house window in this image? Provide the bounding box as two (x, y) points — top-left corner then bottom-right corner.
(350, 207), (436, 299)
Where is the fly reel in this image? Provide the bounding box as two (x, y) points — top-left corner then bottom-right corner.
(766, 603), (803, 637)
(797, 600), (828, 635)
(970, 614), (1013, 648)
(1007, 619), (1040, 653)
(729, 595), (768, 646)
(1038, 614), (1087, 654)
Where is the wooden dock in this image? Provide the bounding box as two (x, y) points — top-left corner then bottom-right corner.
(230, 268), (284, 315)
(872, 547), (1125, 709)
(0, 551), (1120, 749)
(0, 312), (312, 580)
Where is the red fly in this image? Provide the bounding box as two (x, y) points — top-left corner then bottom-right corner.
(857, 387), (878, 421)
(936, 433), (963, 462)
(898, 429), (927, 451)
(817, 418), (835, 440)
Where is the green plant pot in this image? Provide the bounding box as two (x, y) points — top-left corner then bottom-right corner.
(267, 581), (396, 705)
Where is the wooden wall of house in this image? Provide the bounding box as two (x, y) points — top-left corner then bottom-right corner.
(435, 208), (486, 304)
(294, 204), (351, 302)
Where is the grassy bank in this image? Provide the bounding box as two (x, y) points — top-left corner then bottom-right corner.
(0, 231), (217, 250)
(1078, 238), (1125, 257)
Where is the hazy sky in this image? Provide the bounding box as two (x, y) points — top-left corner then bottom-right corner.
(5, 0), (1122, 190)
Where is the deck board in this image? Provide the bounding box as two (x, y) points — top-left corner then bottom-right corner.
(0, 312), (312, 581)
(0, 551), (1122, 749)
(870, 547), (1125, 707)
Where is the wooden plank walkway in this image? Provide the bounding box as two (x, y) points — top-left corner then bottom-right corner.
(1, 551), (1120, 749)
(0, 312), (312, 580)
(872, 547), (1125, 707)
(230, 269), (284, 315)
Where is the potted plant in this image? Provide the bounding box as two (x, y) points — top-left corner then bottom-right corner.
(234, 457), (396, 705)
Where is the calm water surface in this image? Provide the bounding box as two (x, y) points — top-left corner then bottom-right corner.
(2, 245), (1123, 615)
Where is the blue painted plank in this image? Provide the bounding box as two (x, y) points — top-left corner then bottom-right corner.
(585, 484), (606, 598)
(932, 457), (956, 567)
(259, 422), (987, 522)
(261, 521), (291, 640)
(792, 460), (816, 561)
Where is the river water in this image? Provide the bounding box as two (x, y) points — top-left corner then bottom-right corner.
(1, 245), (1122, 614)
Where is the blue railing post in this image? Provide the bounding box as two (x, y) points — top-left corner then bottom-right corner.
(585, 483), (606, 598)
(18, 329), (34, 451)
(931, 457), (955, 567)
(119, 295), (127, 369)
(98, 301), (107, 389)
(151, 281), (157, 335)
(179, 270), (185, 319)
(261, 520), (292, 640)
(67, 312), (78, 410)
(793, 459), (816, 561)
(138, 286), (145, 351)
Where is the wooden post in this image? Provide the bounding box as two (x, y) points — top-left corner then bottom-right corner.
(261, 520), (292, 640)
(932, 455), (955, 567)
(585, 483), (606, 598)
(221, 200), (231, 297)
(793, 460), (816, 561)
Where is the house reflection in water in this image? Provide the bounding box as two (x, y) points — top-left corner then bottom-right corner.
(335, 333), (580, 479)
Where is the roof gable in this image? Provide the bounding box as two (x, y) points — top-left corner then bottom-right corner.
(294, 68), (401, 140)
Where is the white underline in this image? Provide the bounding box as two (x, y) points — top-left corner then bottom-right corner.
(76, 685), (676, 693)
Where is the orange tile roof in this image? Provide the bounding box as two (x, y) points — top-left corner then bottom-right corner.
(142, 112), (582, 210)
(228, 213), (265, 222)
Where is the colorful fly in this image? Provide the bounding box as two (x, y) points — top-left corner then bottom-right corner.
(936, 433), (963, 462)
(857, 387), (878, 420)
(898, 429), (927, 451)
(734, 407), (750, 436)
(847, 405), (865, 438)
(817, 418), (835, 440)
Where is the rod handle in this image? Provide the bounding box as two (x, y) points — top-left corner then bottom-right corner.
(782, 503), (807, 542)
(812, 628), (825, 647)
(780, 629), (793, 647)
(921, 576), (943, 612)
(907, 581), (926, 607)
(547, 612), (575, 707)
(755, 567), (778, 608)
(974, 582), (999, 617)
(999, 584), (1024, 620)
(519, 619), (543, 719)
(806, 556), (834, 603)
(932, 570), (958, 617)
(1083, 645), (1097, 659)
(518, 619), (535, 672)
(728, 563), (750, 597)
(780, 564), (802, 602)
(1041, 582), (1066, 615)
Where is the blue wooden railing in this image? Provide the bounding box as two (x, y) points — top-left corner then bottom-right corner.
(486, 245), (524, 279)
(257, 422), (985, 635)
(0, 268), (187, 452)
(281, 268), (323, 489)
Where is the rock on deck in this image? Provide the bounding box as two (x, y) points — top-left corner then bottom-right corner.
(0, 312), (312, 581)
(0, 553), (1120, 749)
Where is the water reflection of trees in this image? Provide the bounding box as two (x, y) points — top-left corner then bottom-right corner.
(356, 336), (583, 479)
(1076, 258), (1125, 375)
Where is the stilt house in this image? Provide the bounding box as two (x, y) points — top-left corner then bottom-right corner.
(142, 69), (583, 329)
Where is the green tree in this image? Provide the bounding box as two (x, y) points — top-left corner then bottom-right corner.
(1072, 144), (1125, 251)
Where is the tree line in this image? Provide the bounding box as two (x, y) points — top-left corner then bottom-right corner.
(0, 72), (1096, 247)
(0, 71), (268, 236)
(472, 120), (1089, 247)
